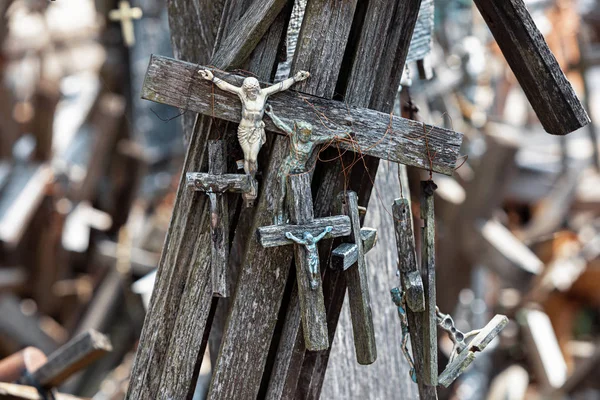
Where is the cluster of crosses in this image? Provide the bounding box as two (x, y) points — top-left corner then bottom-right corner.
(143, 54), (507, 383)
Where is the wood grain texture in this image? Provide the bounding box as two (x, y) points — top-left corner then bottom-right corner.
(207, 141), (230, 297)
(473, 0), (589, 135)
(420, 180), (437, 387)
(28, 330), (112, 388)
(288, 173), (328, 351)
(211, 0), (288, 68)
(291, 0), (358, 97)
(393, 198), (425, 313)
(336, 191), (376, 365)
(257, 216), (350, 247)
(142, 56), (463, 175)
(406, 0), (434, 63)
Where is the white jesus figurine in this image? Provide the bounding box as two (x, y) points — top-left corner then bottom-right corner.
(198, 69), (310, 177)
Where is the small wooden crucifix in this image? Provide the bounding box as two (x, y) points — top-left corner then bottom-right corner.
(186, 140), (257, 297)
(257, 172), (351, 350)
(331, 191), (378, 365)
(109, 1), (143, 47)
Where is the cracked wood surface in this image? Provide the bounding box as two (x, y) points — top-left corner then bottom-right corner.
(142, 55), (463, 175)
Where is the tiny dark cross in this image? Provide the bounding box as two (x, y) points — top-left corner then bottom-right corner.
(256, 173), (351, 350)
(186, 140), (257, 297)
(331, 191), (377, 365)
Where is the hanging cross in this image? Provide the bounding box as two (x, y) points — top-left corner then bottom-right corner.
(256, 172), (351, 351)
(141, 56), (463, 178)
(392, 181), (508, 388)
(330, 191), (377, 365)
(186, 140), (258, 297)
(108, 1), (143, 47)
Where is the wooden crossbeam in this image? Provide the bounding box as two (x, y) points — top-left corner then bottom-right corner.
(257, 173), (351, 350)
(473, 0), (589, 135)
(26, 329), (112, 388)
(142, 55), (463, 175)
(331, 228), (376, 270)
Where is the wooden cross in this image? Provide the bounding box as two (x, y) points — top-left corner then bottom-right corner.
(330, 191), (377, 365)
(257, 173), (351, 350)
(186, 140), (257, 297)
(109, 1), (143, 47)
(141, 55), (463, 176)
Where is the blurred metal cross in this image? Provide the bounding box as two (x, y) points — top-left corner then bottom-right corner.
(109, 1), (142, 47)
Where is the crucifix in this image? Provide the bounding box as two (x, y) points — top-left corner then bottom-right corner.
(330, 191), (378, 365)
(186, 140), (258, 297)
(257, 172), (351, 350)
(392, 181), (508, 389)
(197, 69), (310, 178)
(108, 1), (143, 47)
(141, 56), (463, 177)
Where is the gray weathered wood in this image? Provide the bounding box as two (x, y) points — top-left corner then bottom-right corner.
(331, 228), (376, 270)
(420, 180), (437, 386)
(209, 141), (229, 297)
(472, 0), (589, 135)
(27, 330), (112, 388)
(186, 172), (256, 193)
(211, 0), (288, 68)
(406, 0), (434, 63)
(142, 56), (463, 175)
(438, 315), (508, 387)
(393, 198), (425, 313)
(335, 191), (377, 365)
(257, 216), (351, 247)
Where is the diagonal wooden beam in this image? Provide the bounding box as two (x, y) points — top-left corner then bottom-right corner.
(143, 55), (463, 175)
(473, 0), (589, 135)
(211, 0), (289, 69)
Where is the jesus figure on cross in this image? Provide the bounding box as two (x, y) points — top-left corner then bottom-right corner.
(198, 69), (310, 177)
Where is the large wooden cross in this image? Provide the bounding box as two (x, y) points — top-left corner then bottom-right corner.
(141, 55), (463, 176)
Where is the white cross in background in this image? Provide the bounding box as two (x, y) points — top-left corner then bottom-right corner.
(108, 1), (142, 47)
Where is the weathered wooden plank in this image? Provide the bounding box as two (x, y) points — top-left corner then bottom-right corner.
(331, 228), (376, 270)
(257, 216), (351, 247)
(393, 198), (424, 313)
(291, 0), (358, 97)
(438, 315), (508, 387)
(186, 172), (256, 193)
(142, 56), (462, 175)
(336, 191), (376, 365)
(211, 0), (288, 69)
(420, 180), (437, 386)
(286, 173), (329, 350)
(472, 0), (589, 135)
(406, 0), (434, 63)
(27, 330), (112, 388)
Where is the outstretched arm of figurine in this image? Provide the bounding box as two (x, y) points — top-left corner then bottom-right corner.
(262, 71), (310, 96)
(199, 69), (242, 95)
(265, 105), (293, 135)
(286, 231), (307, 245)
(313, 226), (333, 242)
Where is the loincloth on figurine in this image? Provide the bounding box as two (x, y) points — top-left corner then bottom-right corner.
(237, 121), (266, 149)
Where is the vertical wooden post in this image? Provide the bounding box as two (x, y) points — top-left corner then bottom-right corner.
(420, 180), (437, 386)
(287, 173), (328, 351)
